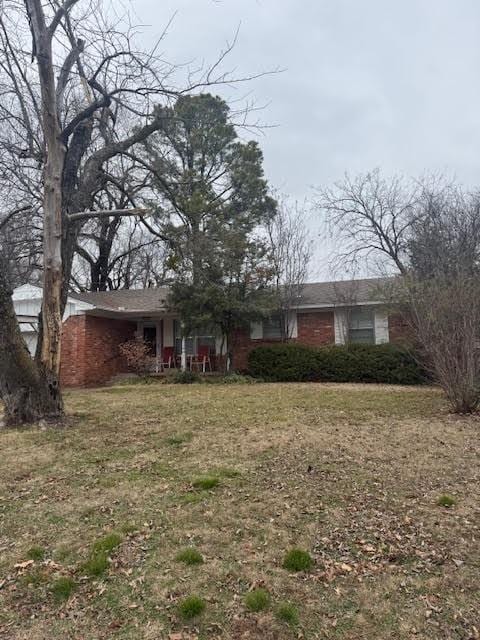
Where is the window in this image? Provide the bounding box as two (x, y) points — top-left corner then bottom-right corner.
(197, 336), (216, 354)
(348, 307), (375, 344)
(173, 320), (194, 355)
(262, 314), (282, 340)
(173, 320), (216, 355)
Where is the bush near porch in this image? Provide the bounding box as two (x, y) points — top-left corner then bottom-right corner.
(247, 343), (425, 385)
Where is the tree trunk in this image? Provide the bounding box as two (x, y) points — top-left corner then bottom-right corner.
(0, 270), (61, 426)
(26, 0), (66, 418)
(39, 99), (65, 412)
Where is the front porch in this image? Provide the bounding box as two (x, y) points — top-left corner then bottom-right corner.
(135, 316), (223, 373)
(60, 310), (228, 388)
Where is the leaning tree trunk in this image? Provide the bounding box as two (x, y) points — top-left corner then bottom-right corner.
(0, 270), (61, 426)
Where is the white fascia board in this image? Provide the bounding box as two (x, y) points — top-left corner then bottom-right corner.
(69, 298), (94, 313)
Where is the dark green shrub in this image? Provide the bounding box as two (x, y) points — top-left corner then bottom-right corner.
(178, 595), (206, 619)
(248, 343), (319, 382)
(171, 370), (200, 384)
(248, 343), (425, 385)
(244, 588), (270, 612)
(282, 548), (314, 572)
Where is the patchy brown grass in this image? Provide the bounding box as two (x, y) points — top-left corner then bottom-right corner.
(0, 382), (479, 639)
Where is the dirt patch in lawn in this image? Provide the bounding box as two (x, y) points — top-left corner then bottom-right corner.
(0, 383), (478, 639)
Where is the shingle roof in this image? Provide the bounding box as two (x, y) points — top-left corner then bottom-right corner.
(70, 277), (392, 313)
(70, 287), (170, 312)
(296, 277), (393, 306)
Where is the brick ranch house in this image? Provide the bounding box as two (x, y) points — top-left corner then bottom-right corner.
(13, 277), (406, 387)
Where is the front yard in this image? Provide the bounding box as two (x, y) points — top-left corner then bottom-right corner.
(0, 383), (479, 639)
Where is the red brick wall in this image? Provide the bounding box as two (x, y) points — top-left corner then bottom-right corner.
(60, 309), (411, 385)
(231, 330), (280, 372)
(60, 315), (136, 387)
(388, 313), (412, 344)
(297, 311), (335, 347)
(232, 310), (335, 371)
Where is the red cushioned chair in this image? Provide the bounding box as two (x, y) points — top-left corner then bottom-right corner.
(191, 345), (212, 373)
(159, 346), (175, 371)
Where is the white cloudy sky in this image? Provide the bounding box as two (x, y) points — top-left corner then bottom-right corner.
(124, 0), (480, 277)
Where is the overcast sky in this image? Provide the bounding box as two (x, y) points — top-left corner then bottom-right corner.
(128, 0), (480, 277)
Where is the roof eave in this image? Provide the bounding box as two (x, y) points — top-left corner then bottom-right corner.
(293, 300), (385, 310)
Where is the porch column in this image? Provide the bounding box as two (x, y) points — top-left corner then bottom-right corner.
(181, 334), (187, 371)
(155, 320), (162, 373)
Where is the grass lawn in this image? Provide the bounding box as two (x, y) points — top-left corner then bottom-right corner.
(0, 382), (479, 639)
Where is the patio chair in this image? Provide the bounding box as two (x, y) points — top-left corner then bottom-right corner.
(158, 346), (175, 372)
(191, 345), (212, 373)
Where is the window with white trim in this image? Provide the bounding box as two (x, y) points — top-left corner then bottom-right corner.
(348, 307), (375, 344)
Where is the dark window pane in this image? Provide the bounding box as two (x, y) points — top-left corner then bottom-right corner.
(263, 314), (282, 340)
(175, 337), (195, 355)
(349, 307), (374, 330)
(198, 336), (216, 354)
(174, 318), (217, 354)
(348, 307), (375, 344)
(349, 328), (375, 344)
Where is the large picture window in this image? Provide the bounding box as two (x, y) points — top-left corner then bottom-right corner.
(173, 320), (216, 355)
(348, 307), (375, 344)
(262, 314), (282, 340)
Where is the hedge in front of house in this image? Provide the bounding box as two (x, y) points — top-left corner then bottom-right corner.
(247, 343), (424, 385)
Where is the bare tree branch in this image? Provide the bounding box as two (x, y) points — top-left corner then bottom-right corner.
(68, 207), (151, 222)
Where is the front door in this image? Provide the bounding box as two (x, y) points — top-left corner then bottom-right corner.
(143, 325), (157, 357)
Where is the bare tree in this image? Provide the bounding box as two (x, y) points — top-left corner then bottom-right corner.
(266, 198), (312, 339)
(73, 217), (170, 291)
(0, 0), (274, 425)
(320, 170), (480, 413)
(317, 169), (419, 275)
(0, 205), (41, 287)
(401, 187), (480, 413)
(404, 276), (480, 413)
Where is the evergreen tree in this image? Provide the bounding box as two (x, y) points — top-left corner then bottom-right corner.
(143, 94), (277, 368)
